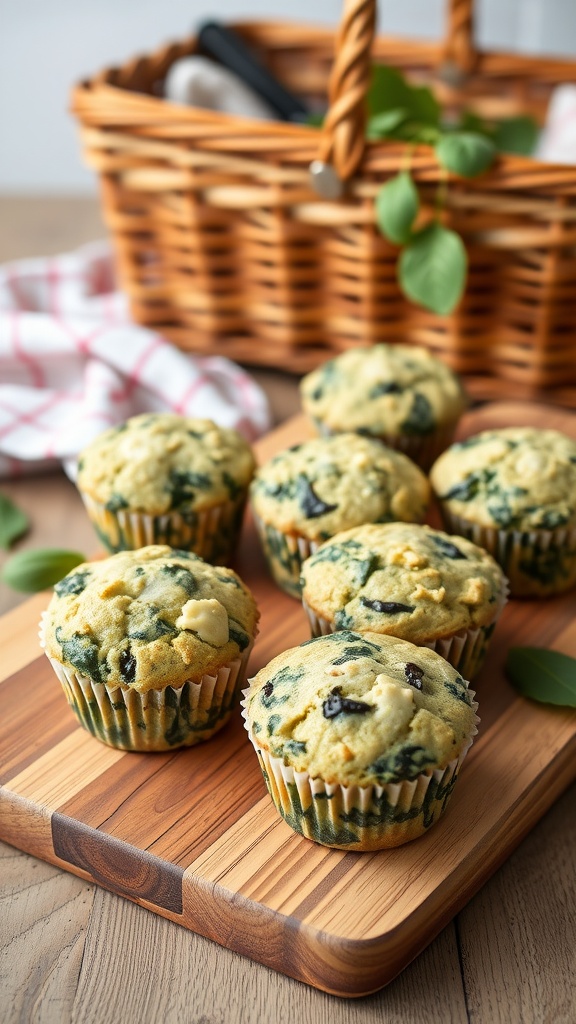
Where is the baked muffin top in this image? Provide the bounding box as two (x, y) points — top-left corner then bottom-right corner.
(43, 546), (259, 692)
(77, 413), (255, 514)
(250, 434), (430, 541)
(430, 427), (576, 530)
(300, 344), (466, 437)
(244, 631), (477, 786)
(300, 523), (507, 641)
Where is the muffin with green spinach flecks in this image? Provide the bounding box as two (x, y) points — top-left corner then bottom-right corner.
(300, 523), (508, 679)
(76, 413), (255, 564)
(300, 344), (467, 470)
(40, 545), (259, 751)
(250, 433), (430, 598)
(242, 631), (478, 850)
(430, 427), (576, 597)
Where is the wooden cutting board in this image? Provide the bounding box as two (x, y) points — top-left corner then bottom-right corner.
(1, 402), (575, 998)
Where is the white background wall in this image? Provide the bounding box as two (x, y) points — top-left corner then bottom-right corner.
(1, 0), (576, 193)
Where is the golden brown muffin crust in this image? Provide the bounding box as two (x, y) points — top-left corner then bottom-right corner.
(300, 344), (466, 437)
(301, 523), (507, 641)
(251, 434), (430, 541)
(44, 546), (259, 691)
(77, 413), (255, 514)
(430, 427), (576, 531)
(244, 631), (476, 786)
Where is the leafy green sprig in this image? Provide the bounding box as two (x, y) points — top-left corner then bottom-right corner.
(2, 548), (86, 592)
(506, 647), (576, 708)
(0, 491), (86, 592)
(367, 66), (538, 315)
(0, 492), (29, 550)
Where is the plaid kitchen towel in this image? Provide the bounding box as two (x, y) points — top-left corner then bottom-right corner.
(0, 241), (271, 478)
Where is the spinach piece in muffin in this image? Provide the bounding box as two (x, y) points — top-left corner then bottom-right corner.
(400, 393), (435, 435)
(167, 469), (213, 509)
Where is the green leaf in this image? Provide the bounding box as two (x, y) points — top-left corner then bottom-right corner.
(368, 116), (440, 146)
(368, 65), (440, 126)
(505, 647), (576, 708)
(435, 131), (496, 177)
(366, 108), (409, 140)
(368, 66), (409, 117)
(410, 85), (441, 128)
(375, 172), (420, 245)
(0, 493), (29, 550)
(404, 123), (441, 145)
(1, 548), (86, 593)
(305, 111), (325, 128)
(398, 222), (467, 315)
(492, 116), (539, 156)
(457, 110), (489, 136)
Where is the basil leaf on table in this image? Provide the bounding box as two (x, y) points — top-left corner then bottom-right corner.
(1, 548), (86, 593)
(505, 647), (576, 708)
(375, 171), (420, 245)
(435, 131), (496, 178)
(399, 222), (467, 315)
(0, 493), (29, 550)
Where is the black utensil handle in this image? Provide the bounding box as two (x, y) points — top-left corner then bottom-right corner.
(197, 21), (309, 121)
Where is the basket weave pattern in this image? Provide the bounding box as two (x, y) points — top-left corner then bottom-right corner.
(72, 0), (576, 405)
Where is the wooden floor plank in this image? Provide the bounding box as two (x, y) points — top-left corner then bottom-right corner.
(457, 782), (576, 1024)
(0, 840), (94, 1024)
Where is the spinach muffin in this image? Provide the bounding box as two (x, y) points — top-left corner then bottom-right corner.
(40, 545), (259, 750)
(250, 434), (430, 598)
(242, 631), (478, 850)
(430, 427), (576, 596)
(76, 413), (256, 564)
(300, 344), (467, 470)
(300, 523), (507, 679)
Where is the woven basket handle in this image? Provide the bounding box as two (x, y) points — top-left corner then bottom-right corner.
(312, 0), (476, 193)
(442, 0), (477, 76)
(314, 0), (376, 191)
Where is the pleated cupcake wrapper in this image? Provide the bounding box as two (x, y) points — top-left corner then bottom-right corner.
(437, 506), (576, 598)
(40, 614), (252, 751)
(302, 581), (508, 680)
(80, 491), (247, 564)
(252, 512), (320, 598)
(312, 419), (459, 471)
(240, 688), (478, 851)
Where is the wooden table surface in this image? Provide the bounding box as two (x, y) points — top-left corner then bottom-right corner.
(1, 197), (575, 1024)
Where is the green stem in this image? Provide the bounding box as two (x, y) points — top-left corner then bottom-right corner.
(435, 166), (448, 219)
(401, 142), (416, 174)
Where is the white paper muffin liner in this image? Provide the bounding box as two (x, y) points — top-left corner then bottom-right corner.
(252, 512), (320, 598)
(437, 505), (576, 598)
(80, 491), (247, 565)
(312, 419), (459, 471)
(301, 585), (508, 680)
(40, 613), (253, 751)
(240, 686), (478, 851)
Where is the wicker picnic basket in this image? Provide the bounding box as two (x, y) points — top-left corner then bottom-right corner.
(72, 0), (576, 406)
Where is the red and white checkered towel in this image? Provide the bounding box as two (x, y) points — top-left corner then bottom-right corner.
(0, 241), (271, 479)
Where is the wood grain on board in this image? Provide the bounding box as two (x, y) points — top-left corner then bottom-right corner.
(1, 402), (575, 997)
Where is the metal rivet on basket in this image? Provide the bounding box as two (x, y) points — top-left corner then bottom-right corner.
(309, 160), (344, 200)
